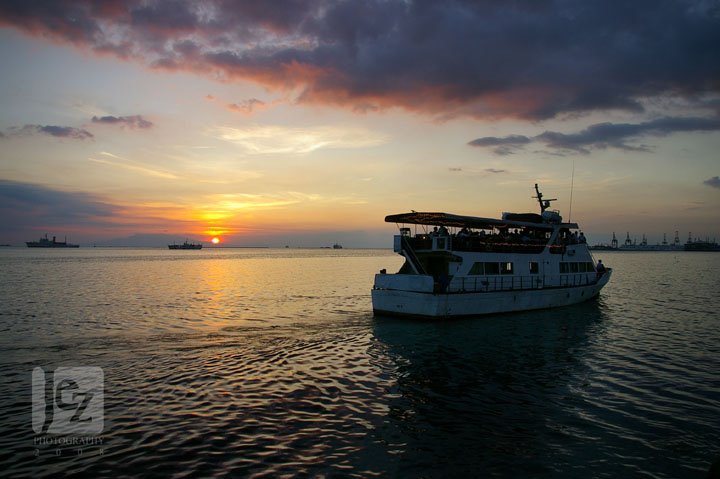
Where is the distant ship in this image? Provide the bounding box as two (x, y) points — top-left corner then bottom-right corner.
(168, 239), (203, 250)
(26, 234), (79, 248)
(333, 243), (343, 249)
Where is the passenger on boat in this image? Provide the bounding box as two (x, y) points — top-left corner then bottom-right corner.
(578, 231), (587, 243)
(596, 260), (606, 276)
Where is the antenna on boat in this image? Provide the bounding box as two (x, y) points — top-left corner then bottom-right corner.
(533, 183), (556, 213)
(568, 160), (575, 222)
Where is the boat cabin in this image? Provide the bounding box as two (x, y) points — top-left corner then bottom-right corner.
(384, 209), (599, 294)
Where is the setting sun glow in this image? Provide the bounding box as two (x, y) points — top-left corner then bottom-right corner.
(211, 237), (220, 244)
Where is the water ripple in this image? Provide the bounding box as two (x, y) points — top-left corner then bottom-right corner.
(0, 249), (718, 477)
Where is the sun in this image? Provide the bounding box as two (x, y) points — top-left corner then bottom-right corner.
(211, 237), (220, 244)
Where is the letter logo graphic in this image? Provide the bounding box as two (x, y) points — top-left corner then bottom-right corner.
(32, 367), (104, 435)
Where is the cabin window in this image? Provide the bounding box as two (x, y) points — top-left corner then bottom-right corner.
(485, 262), (500, 275)
(469, 262), (511, 275)
(560, 262), (596, 273)
(469, 262), (484, 275)
(529, 262), (539, 274)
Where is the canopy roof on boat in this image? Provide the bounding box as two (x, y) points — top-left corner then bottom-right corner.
(384, 212), (578, 230)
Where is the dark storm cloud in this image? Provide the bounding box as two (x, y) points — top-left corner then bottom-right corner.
(704, 176), (720, 189)
(468, 135), (532, 148)
(538, 117), (720, 152)
(468, 135), (531, 155)
(0, 180), (119, 232)
(91, 115), (154, 129)
(1, 0), (719, 119)
(37, 125), (93, 139)
(1, 124), (93, 140)
(469, 116), (720, 154)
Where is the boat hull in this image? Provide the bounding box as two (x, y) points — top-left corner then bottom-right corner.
(372, 271), (611, 318)
(26, 243), (79, 248)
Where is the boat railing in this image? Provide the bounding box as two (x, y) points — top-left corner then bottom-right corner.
(450, 275), (542, 293)
(402, 235), (560, 254)
(449, 273), (598, 293)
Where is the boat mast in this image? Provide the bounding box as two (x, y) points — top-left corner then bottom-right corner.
(533, 184), (557, 213)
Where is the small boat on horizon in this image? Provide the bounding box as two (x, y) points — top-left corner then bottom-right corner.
(168, 239), (203, 250)
(371, 184), (612, 318)
(26, 234), (79, 248)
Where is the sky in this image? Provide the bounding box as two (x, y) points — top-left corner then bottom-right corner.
(0, 0), (719, 247)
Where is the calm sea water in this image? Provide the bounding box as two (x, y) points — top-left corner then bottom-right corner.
(0, 248), (718, 478)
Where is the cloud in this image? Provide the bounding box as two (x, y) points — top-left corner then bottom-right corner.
(1, 124), (93, 140)
(89, 152), (178, 179)
(469, 116), (720, 154)
(205, 192), (318, 212)
(227, 98), (266, 115)
(1, 1), (719, 119)
(468, 135), (531, 148)
(0, 180), (205, 242)
(211, 124), (388, 154)
(468, 135), (532, 155)
(704, 176), (720, 189)
(91, 115), (153, 129)
(448, 166), (508, 176)
(0, 180), (119, 234)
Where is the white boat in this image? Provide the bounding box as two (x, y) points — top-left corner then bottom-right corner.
(372, 184), (612, 318)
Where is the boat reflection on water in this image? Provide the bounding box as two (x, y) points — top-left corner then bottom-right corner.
(370, 300), (608, 476)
